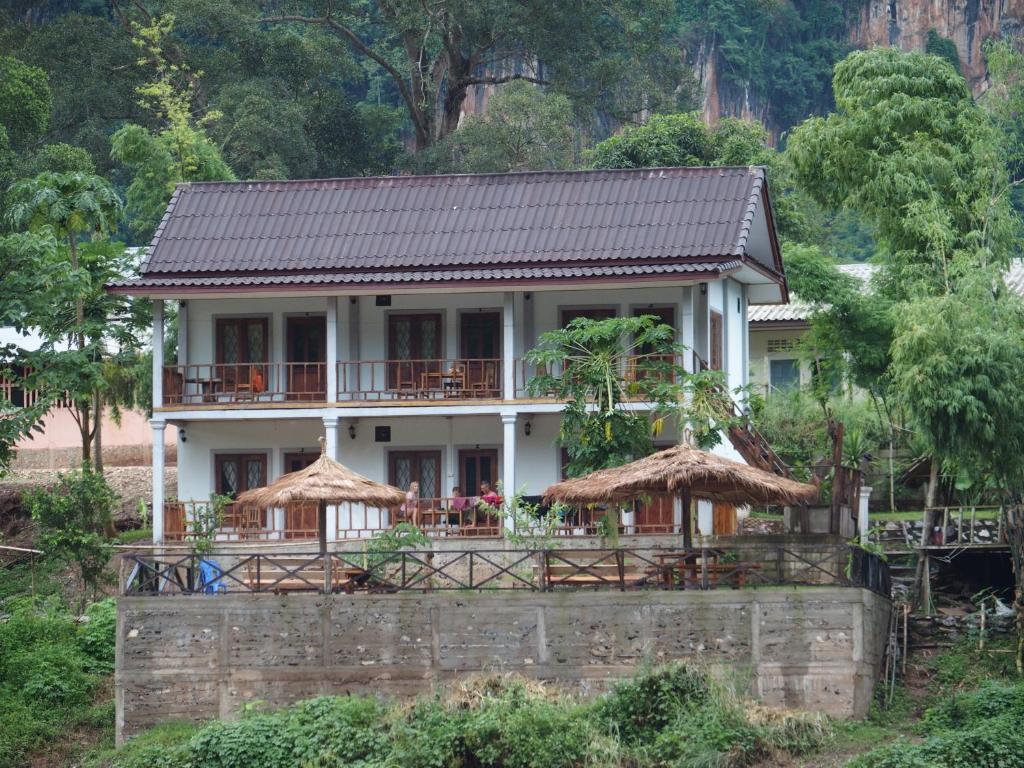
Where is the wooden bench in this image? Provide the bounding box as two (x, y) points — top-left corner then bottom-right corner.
(241, 557), (371, 594)
(534, 553), (650, 588)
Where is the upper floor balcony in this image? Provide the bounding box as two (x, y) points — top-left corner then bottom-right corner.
(152, 284), (741, 413)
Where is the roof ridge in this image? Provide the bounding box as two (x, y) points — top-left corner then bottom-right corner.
(732, 166), (765, 256)
(176, 165), (765, 191)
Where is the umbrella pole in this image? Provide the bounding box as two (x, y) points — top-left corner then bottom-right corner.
(319, 500), (332, 593)
(681, 490), (693, 550)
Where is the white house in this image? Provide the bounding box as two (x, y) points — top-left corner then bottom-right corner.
(108, 167), (790, 543)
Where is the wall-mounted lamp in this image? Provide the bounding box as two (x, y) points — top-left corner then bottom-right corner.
(524, 419), (532, 436)
(348, 422), (357, 440)
(699, 282), (708, 295)
(179, 428), (187, 443)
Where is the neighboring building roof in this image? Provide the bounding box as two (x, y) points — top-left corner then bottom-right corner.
(108, 166), (787, 296)
(749, 259), (1024, 325)
(748, 263), (875, 324)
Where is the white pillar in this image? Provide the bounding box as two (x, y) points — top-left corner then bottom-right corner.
(859, 485), (872, 545)
(324, 417), (339, 541)
(502, 292), (515, 399)
(680, 286), (695, 373)
(176, 300), (188, 366)
(151, 419), (166, 544)
(326, 297), (338, 402)
(152, 300), (164, 410)
(501, 413), (517, 532)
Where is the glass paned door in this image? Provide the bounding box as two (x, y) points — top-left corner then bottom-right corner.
(459, 449), (497, 497)
(388, 450), (442, 501)
(215, 453), (267, 531)
(387, 314), (442, 392)
(286, 316), (326, 400)
(215, 318), (269, 396)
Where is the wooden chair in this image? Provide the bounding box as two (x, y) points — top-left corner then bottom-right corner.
(394, 361), (418, 398)
(470, 361), (497, 397)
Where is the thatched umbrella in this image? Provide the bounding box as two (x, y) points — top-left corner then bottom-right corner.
(544, 443), (819, 548)
(236, 438), (405, 564)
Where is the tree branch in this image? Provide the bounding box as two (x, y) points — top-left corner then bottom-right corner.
(458, 72), (548, 88)
(260, 12), (426, 140)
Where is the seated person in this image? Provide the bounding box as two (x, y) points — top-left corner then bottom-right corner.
(449, 486), (468, 526)
(478, 481), (503, 511)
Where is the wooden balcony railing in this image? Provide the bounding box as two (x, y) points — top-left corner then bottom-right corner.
(162, 363), (327, 405)
(513, 354), (683, 399)
(337, 359), (501, 401)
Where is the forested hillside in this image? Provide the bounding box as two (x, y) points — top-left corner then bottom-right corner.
(2, 1), (1019, 218)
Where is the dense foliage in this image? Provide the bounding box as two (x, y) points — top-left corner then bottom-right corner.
(849, 680), (1024, 768)
(0, 597), (117, 768)
(93, 664), (827, 768)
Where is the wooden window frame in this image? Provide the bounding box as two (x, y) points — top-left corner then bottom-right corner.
(215, 317), (270, 365)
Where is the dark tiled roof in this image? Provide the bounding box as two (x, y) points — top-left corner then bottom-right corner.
(110, 260), (743, 293)
(115, 166), (781, 292)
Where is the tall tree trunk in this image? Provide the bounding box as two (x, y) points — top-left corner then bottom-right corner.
(77, 404), (92, 470)
(71, 234), (92, 467)
(93, 391), (104, 475)
(912, 458), (940, 611)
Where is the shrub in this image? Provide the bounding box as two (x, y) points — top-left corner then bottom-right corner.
(0, 693), (57, 768)
(78, 598), (117, 673)
(4, 642), (98, 708)
(189, 696), (389, 768)
(597, 663), (713, 744)
(88, 721), (199, 768)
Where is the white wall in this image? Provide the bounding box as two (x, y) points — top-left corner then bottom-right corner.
(748, 327), (809, 396)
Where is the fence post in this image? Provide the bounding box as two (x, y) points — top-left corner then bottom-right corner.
(255, 554), (261, 594)
(700, 546), (708, 590)
(616, 549), (625, 591)
(541, 550), (549, 592)
(776, 547), (784, 584)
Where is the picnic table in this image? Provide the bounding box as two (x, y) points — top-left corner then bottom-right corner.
(419, 368), (466, 398)
(654, 550), (760, 589)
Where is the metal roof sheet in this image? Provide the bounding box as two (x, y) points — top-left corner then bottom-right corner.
(132, 167), (779, 288)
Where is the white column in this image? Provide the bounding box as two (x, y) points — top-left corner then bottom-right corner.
(152, 300), (164, 410)
(680, 286), (695, 373)
(177, 300), (188, 366)
(501, 413), (517, 532)
(271, 449), (285, 539)
(324, 417), (339, 541)
(151, 419), (166, 544)
(326, 297), (338, 402)
(502, 292), (515, 399)
(859, 485), (872, 545)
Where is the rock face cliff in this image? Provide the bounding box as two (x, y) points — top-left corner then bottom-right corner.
(696, 0), (1023, 134)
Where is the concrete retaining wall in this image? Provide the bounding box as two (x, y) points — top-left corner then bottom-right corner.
(116, 586), (890, 742)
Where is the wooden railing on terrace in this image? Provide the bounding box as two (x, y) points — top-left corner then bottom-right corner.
(162, 499), (685, 542)
(121, 544), (890, 598)
(337, 358), (501, 400)
(162, 363), (327, 405)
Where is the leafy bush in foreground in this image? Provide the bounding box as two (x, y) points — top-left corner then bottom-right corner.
(847, 681), (1024, 768)
(99, 664), (828, 768)
(0, 596), (116, 768)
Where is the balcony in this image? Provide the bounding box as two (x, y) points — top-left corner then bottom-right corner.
(161, 498), (682, 542)
(160, 355), (687, 408)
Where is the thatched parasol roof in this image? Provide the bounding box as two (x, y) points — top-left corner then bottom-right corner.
(544, 443), (819, 506)
(236, 440), (405, 509)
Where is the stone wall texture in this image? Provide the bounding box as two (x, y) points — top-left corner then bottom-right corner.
(116, 587), (890, 743)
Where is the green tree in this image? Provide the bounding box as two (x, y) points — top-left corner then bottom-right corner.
(788, 47), (1017, 299)
(0, 56), (51, 149)
(110, 14), (234, 242)
(526, 315), (728, 478)
(5, 172), (125, 470)
(926, 29), (961, 74)
(27, 469), (118, 603)
(412, 81), (575, 174)
(981, 39), (1024, 214)
(260, 0), (683, 150)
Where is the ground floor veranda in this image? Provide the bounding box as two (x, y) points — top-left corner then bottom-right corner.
(153, 412), (747, 544)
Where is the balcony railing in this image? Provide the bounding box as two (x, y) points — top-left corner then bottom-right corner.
(163, 499), (682, 542)
(338, 358), (501, 401)
(163, 363), (327, 405)
(162, 355), (686, 407)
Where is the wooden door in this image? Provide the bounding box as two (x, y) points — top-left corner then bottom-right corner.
(215, 453), (267, 531)
(709, 310), (724, 371)
(286, 316), (326, 400)
(459, 448), (499, 534)
(388, 314), (442, 391)
(460, 312), (500, 396)
(713, 502), (738, 536)
(459, 449), (498, 497)
(283, 452), (319, 538)
(635, 442), (676, 533)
